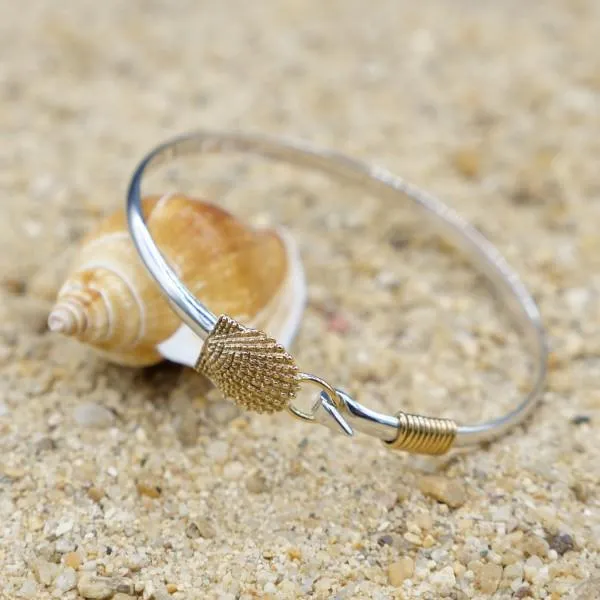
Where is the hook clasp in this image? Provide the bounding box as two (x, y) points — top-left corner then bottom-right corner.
(288, 373), (353, 437)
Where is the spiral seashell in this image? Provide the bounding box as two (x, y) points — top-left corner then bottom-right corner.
(48, 194), (306, 366)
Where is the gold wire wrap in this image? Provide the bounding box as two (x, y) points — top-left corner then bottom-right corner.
(386, 412), (457, 455)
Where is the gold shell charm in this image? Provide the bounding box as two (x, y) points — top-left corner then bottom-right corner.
(196, 315), (299, 412)
(48, 194), (305, 366)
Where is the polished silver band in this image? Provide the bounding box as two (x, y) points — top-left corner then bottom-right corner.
(126, 130), (547, 448)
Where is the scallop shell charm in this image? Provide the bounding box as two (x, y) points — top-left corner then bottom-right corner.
(196, 315), (300, 412)
(48, 194), (306, 367)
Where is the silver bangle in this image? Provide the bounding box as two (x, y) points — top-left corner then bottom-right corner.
(126, 130), (547, 455)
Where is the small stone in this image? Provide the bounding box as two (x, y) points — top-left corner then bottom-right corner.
(504, 563), (524, 581)
(223, 461), (244, 480)
(56, 537), (76, 554)
(87, 486), (105, 502)
(149, 584), (171, 600)
(136, 482), (162, 499)
(185, 522), (201, 539)
(54, 567), (77, 593)
(166, 583), (178, 593)
(533, 565), (550, 586)
(388, 557), (414, 586)
(381, 491), (399, 510)
(376, 270), (401, 290)
(378, 534), (394, 547)
(536, 505), (559, 530)
(174, 414), (198, 447)
(522, 534), (549, 557)
(2, 276), (25, 294)
(113, 595), (136, 600)
(475, 563), (502, 594)
(55, 519), (74, 537)
(279, 580), (298, 595)
(491, 504), (512, 522)
(185, 518), (215, 539)
(571, 414), (591, 425)
(287, 548), (302, 560)
(77, 573), (114, 599)
(17, 578), (37, 598)
(453, 562), (466, 579)
(2, 463), (26, 479)
(548, 532), (575, 555)
(142, 581), (155, 599)
(396, 484), (411, 503)
(206, 400), (239, 425)
(314, 577), (335, 593)
(74, 402), (115, 429)
(264, 581), (277, 594)
(572, 481), (591, 503)
(431, 565), (456, 593)
(327, 313), (351, 334)
(524, 555), (543, 582)
(514, 586), (532, 599)
(82, 561), (98, 572)
(205, 439), (229, 463)
(127, 553), (147, 572)
(245, 471), (268, 494)
(451, 146), (481, 179)
(63, 552), (81, 570)
(468, 559), (483, 574)
(35, 437), (56, 452)
(32, 558), (59, 586)
(403, 531), (421, 545)
(115, 580), (135, 595)
(418, 475), (467, 508)
(414, 512), (433, 531)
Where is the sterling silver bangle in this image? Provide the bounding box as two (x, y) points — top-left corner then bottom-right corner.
(126, 130), (547, 455)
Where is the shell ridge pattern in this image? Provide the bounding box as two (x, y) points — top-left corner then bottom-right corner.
(196, 315), (300, 412)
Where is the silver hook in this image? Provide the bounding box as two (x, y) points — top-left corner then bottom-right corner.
(288, 373), (353, 437)
(316, 391), (353, 437)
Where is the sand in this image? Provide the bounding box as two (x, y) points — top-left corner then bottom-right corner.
(1, 0), (599, 598)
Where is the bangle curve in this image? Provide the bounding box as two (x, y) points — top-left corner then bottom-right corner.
(126, 130), (547, 454)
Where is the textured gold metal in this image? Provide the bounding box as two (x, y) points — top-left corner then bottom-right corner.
(195, 315), (300, 413)
(386, 412), (457, 455)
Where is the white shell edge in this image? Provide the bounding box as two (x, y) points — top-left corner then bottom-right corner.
(156, 226), (306, 368)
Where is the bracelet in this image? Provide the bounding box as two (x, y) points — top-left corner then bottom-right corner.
(126, 130), (547, 455)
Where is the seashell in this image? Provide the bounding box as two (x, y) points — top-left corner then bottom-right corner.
(48, 193), (306, 367)
(196, 315), (300, 412)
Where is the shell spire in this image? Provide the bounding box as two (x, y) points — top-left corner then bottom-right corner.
(49, 194), (306, 367)
(47, 306), (78, 335)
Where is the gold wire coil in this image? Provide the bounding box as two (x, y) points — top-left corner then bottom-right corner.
(386, 412), (457, 455)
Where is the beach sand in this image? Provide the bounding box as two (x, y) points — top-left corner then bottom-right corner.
(1, 1), (599, 598)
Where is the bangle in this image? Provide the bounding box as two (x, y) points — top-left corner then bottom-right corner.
(126, 130), (547, 456)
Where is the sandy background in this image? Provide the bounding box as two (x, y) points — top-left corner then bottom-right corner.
(1, 0), (599, 598)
